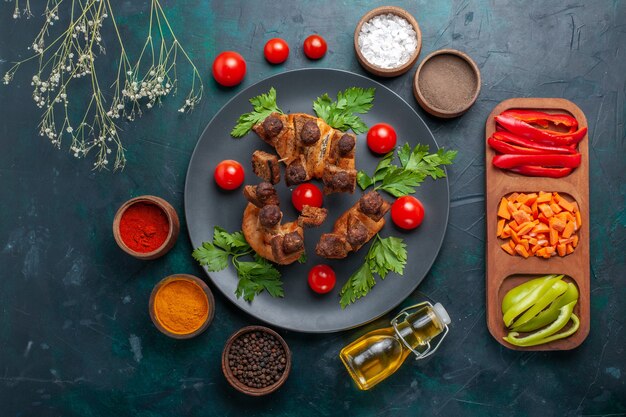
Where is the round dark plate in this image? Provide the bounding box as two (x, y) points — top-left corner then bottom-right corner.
(185, 68), (449, 333)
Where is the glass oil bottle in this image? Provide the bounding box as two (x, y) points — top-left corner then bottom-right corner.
(339, 301), (451, 390)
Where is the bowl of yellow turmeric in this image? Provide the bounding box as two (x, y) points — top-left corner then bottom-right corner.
(149, 274), (215, 339)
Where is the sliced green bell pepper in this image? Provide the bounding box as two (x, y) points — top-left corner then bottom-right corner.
(504, 301), (579, 347)
(512, 282), (579, 332)
(501, 275), (557, 313)
(510, 280), (568, 329)
(502, 275), (563, 327)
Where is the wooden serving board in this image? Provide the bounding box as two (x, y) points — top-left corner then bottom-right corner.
(485, 98), (590, 351)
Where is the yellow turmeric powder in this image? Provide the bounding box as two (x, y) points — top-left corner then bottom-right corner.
(154, 278), (209, 334)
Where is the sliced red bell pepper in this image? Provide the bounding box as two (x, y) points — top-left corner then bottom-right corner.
(500, 110), (578, 132)
(492, 132), (576, 154)
(495, 114), (587, 147)
(508, 165), (573, 178)
(493, 153), (581, 169)
(488, 136), (547, 155)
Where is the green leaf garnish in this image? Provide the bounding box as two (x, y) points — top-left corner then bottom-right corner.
(231, 88), (283, 138)
(192, 226), (283, 302)
(358, 143), (457, 197)
(313, 87), (375, 134)
(339, 235), (407, 308)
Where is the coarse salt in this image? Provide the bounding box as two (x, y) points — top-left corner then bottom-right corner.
(358, 13), (418, 69)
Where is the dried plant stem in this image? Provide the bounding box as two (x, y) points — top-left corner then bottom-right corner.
(3, 0), (203, 170)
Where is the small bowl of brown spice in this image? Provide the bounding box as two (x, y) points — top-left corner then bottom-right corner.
(222, 325), (291, 396)
(413, 49), (481, 118)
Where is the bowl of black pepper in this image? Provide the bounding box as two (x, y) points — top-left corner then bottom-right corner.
(222, 325), (291, 396)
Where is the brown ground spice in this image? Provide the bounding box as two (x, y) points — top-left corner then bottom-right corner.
(418, 54), (478, 113)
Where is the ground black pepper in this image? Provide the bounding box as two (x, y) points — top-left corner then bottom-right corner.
(227, 330), (287, 389)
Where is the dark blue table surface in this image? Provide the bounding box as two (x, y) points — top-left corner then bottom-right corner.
(0, 1), (624, 416)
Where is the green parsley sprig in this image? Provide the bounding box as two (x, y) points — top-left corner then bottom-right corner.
(192, 226), (284, 302)
(231, 88), (283, 138)
(340, 234), (408, 308)
(357, 143), (457, 197)
(313, 87), (375, 134)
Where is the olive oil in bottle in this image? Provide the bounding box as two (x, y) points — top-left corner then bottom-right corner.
(340, 302), (450, 390)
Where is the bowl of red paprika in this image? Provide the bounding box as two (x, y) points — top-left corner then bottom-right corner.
(113, 195), (180, 260)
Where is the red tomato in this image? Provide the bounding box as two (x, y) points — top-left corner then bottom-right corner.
(264, 38), (290, 64)
(214, 160), (245, 190)
(367, 123), (397, 154)
(212, 51), (246, 87)
(303, 35), (327, 60)
(391, 196), (425, 230)
(308, 264), (336, 294)
(291, 183), (323, 212)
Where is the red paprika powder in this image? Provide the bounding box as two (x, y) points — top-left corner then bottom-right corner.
(119, 203), (170, 253)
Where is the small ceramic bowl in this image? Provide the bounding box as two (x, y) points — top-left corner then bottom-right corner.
(413, 49), (481, 118)
(354, 6), (422, 77)
(112, 195), (180, 260)
(222, 325), (292, 396)
(149, 274), (215, 339)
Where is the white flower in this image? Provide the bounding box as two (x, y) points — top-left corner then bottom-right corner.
(66, 126), (73, 133)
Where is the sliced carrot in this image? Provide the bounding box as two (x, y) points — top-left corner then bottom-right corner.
(520, 239), (529, 252)
(519, 204), (533, 215)
(515, 193), (527, 204)
(515, 244), (530, 258)
(510, 229), (521, 245)
(507, 201), (517, 216)
(537, 193), (552, 204)
(497, 191), (581, 259)
(558, 198), (575, 212)
(497, 219), (505, 237)
(550, 202), (562, 214)
(501, 243), (515, 255)
(517, 222), (535, 236)
(562, 220), (575, 238)
(509, 220), (521, 232)
(512, 210), (531, 225)
(497, 197), (510, 219)
(549, 227), (559, 246)
(539, 204), (554, 218)
(550, 217), (567, 232)
(524, 193), (538, 206)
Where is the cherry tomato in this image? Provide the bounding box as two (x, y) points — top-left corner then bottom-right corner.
(303, 35), (327, 60)
(214, 160), (245, 190)
(308, 264), (336, 294)
(367, 123), (397, 154)
(264, 38), (290, 64)
(212, 51), (246, 87)
(291, 183), (323, 212)
(391, 196), (425, 230)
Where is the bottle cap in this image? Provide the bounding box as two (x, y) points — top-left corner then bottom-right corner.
(433, 303), (451, 325)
